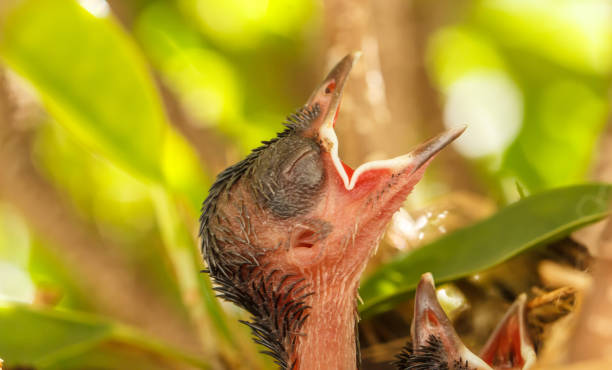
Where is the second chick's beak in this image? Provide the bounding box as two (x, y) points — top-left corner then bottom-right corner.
(395, 273), (536, 370)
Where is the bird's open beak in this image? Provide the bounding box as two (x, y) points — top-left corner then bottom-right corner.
(411, 273), (536, 370)
(479, 294), (537, 369)
(412, 273), (492, 369)
(291, 53), (466, 276)
(303, 52), (465, 192)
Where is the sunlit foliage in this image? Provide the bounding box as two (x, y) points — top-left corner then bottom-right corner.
(0, 0), (610, 368)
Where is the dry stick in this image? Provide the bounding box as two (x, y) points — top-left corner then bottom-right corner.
(384, 0), (481, 193)
(0, 70), (204, 357)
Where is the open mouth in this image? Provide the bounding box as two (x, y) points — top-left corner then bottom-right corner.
(319, 94), (466, 191)
(307, 52), (465, 191)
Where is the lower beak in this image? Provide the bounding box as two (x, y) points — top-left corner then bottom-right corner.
(343, 126), (466, 191)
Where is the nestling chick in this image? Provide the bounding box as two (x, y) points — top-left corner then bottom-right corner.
(200, 53), (464, 370)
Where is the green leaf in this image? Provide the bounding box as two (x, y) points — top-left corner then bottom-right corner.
(0, 304), (208, 369)
(161, 130), (210, 211)
(0, 0), (211, 211)
(150, 188), (235, 346)
(0, 0), (166, 181)
(0, 0), (225, 356)
(359, 184), (612, 317)
(177, 0), (316, 50)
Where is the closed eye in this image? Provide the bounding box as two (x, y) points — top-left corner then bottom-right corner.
(283, 147), (316, 177)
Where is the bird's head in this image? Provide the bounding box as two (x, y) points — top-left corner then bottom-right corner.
(200, 53), (464, 368)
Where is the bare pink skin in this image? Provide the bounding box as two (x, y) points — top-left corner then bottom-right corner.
(285, 159), (433, 369)
(203, 53), (464, 369)
(263, 76), (460, 368)
(216, 144), (436, 369)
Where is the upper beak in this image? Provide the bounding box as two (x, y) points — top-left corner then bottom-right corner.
(306, 51), (361, 136)
(306, 51), (361, 128)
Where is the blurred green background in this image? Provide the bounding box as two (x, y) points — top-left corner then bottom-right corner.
(0, 0), (610, 369)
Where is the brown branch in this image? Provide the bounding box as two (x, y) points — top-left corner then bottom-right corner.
(0, 69), (204, 357)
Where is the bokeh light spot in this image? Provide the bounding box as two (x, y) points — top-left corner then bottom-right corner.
(78, 0), (110, 18)
(0, 262), (35, 303)
(444, 71), (523, 160)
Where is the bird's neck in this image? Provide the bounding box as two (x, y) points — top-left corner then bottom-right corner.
(291, 279), (359, 370)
